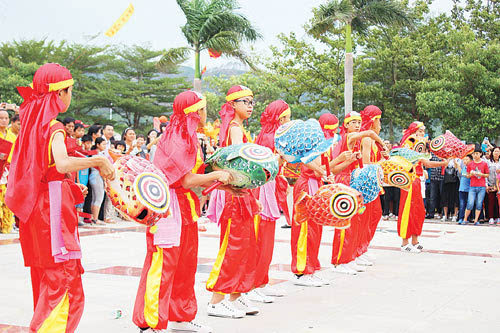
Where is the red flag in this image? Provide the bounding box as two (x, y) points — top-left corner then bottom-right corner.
(201, 66), (207, 75)
(208, 49), (221, 58)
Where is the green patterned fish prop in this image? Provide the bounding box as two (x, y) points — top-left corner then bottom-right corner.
(390, 148), (430, 165)
(205, 143), (279, 189)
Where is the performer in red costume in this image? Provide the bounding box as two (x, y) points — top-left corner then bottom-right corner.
(356, 105), (388, 264)
(319, 113), (339, 140)
(330, 112), (386, 275)
(206, 85), (262, 318)
(397, 122), (447, 253)
(6, 63), (115, 333)
(247, 100), (291, 303)
(133, 91), (231, 333)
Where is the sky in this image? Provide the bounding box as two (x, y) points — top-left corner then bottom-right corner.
(0, 0), (455, 68)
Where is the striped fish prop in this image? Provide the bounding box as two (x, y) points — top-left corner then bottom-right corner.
(390, 148), (430, 165)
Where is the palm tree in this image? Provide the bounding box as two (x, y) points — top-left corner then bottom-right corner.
(309, 0), (410, 115)
(159, 0), (261, 92)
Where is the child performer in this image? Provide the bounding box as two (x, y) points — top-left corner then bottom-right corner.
(398, 122), (448, 252)
(249, 100), (291, 303)
(6, 63), (115, 333)
(133, 91), (231, 333)
(206, 85), (261, 318)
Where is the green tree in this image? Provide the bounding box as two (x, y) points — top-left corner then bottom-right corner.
(160, 0), (261, 91)
(309, 0), (410, 115)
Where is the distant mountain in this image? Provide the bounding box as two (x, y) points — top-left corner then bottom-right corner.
(166, 62), (248, 81)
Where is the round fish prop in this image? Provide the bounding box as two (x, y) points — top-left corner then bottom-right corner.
(390, 148), (430, 165)
(430, 130), (474, 159)
(205, 143), (279, 189)
(274, 119), (340, 164)
(106, 155), (170, 226)
(350, 165), (383, 204)
(294, 183), (365, 229)
(401, 134), (427, 153)
(378, 156), (417, 190)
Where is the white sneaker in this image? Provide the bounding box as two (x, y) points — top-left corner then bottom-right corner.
(207, 300), (245, 318)
(451, 216), (457, 222)
(441, 216), (447, 222)
(331, 264), (357, 275)
(260, 284), (286, 297)
(169, 321), (213, 333)
(355, 256), (373, 266)
(311, 274), (331, 286)
(232, 295), (259, 315)
(401, 244), (421, 253)
(245, 289), (274, 303)
(362, 252), (376, 262)
(292, 274), (323, 287)
(347, 261), (365, 272)
(497, 218), (500, 224)
(413, 243), (423, 251)
(489, 218), (495, 225)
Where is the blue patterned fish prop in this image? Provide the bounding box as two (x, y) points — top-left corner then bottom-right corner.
(390, 148), (430, 165)
(350, 164), (384, 204)
(205, 143), (279, 189)
(274, 119), (340, 164)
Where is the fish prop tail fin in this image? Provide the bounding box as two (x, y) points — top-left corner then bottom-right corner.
(294, 191), (311, 225)
(461, 144), (475, 158)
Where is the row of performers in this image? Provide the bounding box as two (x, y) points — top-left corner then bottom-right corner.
(7, 63), (449, 333)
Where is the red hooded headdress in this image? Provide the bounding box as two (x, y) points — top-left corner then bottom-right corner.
(319, 113), (339, 139)
(154, 90), (205, 184)
(255, 100), (290, 150)
(218, 85), (253, 146)
(360, 105), (382, 131)
(399, 121), (424, 147)
(339, 111), (362, 137)
(6, 63), (74, 222)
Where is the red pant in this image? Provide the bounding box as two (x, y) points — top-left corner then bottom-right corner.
(291, 220), (323, 275)
(29, 260), (84, 333)
(254, 218), (276, 287)
(331, 214), (360, 265)
(356, 197), (382, 257)
(397, 180), (425, 238)
(133, 223), (198, 330)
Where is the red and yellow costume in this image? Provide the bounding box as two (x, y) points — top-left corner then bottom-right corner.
(6, 64), (84, 333)
(356, 105), (383, 257)
(0, 127), (17, 234)
(397, 122), (426, 239)
(206, 85), (260, 294)
(331, 112), (363, 266)
(253, 100), (291, 286)
(132, 91), (206, 330)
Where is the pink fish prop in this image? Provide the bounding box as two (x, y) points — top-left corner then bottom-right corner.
(430, 130), (474, 159)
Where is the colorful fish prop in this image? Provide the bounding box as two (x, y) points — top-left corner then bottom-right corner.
(203, 143), (279, 194)
(401, 134), (427, 154)
(274, 119), (340, 164)
(282, 162), (302, 179)
(106, 155), (170, 226)
(378, 156), (417, 190)
(350, 165), (383, 204)
(295, 183), (365, 229)
(430, 130), (474, 159)
(390, 148), (430, 165)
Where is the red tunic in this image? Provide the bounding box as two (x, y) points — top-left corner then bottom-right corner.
(397, 163), (425, 238)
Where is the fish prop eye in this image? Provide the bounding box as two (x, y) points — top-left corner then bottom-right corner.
(330, 192), (358, 220)
(414, 141), (426, 153)
(239, 145), (274, 162)
(430, 135), (445, 151)
(389, 171), (410, 188)
(134, 172), (170, 213)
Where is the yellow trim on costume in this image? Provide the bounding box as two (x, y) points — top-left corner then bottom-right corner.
(323, 124), (338, 130)
(192, 150), (204, 174)
(226, 121), (253, 146)
(278, 108), (291, 119)
(48, 79), (74, 92)
(184, 98), (206, 114)
(206, 219), (231, 290)
(144, 246), (164, 329)
(373, 115), (381, 120)
(226, 89), (253, 101)
(48, 120), (66, 167)
(37, 291), (69, 333)
(185, 192), (199, 221)
(414, 121), (424, 129)
(336, 229), (346, 264)
(296, 221), (308, 274)
(0, 129), (17, 163)
(399, 185), (413, 239)
(254, 215), (260, 241)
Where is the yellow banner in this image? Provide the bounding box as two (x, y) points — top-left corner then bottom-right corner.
(105, 3), (135, 37)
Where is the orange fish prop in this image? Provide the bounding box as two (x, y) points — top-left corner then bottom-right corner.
(379, 156), (417, 190)
(294, 183), (364, 229)
(430, 130), (474, 159)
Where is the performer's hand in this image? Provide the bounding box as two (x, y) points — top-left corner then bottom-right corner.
(215, 170), (233, 185)
(77, 183), (88, 197)
(0, 153), (6, 161)
(350, 152), (361, 162)
(339, 151), (352, 162)
(98, 156), (116, 181)
(326, 174), (336, 183)
(256, 200), (263, 213)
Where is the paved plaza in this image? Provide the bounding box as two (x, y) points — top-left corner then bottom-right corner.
(1, 218), (499, 333)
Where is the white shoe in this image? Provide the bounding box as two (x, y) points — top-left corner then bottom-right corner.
(232, 295), (259, 315)
(292, 274), (323, 287)
(260, 284), (286, 297)
(362, 252), (376, 262)
(169, 321), (213, 333)
(331, 264), (357, 275)
(355, 256), (373, 266)
(489, 218), (495, 225)
(451, 216), (457, 222)
(207, 300), (245, 318)
(347, 261), (365, 272)
(245, 289), (274, 303)
(401, 244), (421, 253)
(441, 216), (447, 222)
(311, 274), (331, 286)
